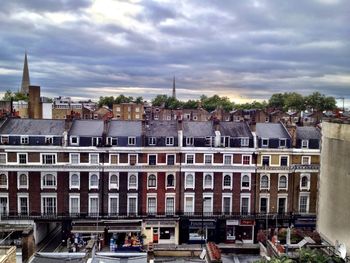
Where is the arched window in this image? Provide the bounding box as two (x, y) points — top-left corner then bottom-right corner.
(185, 174), (194, 188)
(301, 176), (309, 189)
(110, 174), (118, 189)
(90, 174), (98, 188)
(43, 174), (56, 187)
(242, 175), (250, 188)
(19, 173), (27, 187)
(167, 174), (175, 187)
(0, 173), (7, 187)
(148, 174), (157, 188)
(129, 174), (137, 189)
(260, 175), (269, 189)
(71, 174), (79, 187)
(204, 174), (213, 188)
(223, 174), (231, 188)
(279, 175), (287, 189)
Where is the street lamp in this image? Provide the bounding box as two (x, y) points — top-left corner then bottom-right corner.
(201, 198), (204, 248)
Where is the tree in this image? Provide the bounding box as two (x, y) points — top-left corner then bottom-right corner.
(114, 94), (133, 104)
(269, 93), (285, 109)
(183, 99), (199, 109)
(98, 96), (115, 108)
(305, 92), (336, 112)
(284, 92), (305, 112)
(152, 95), (168, 107)
(134, 96), (144, 104)
(200, 95), (234, 112)
(1, 90), (28, 101)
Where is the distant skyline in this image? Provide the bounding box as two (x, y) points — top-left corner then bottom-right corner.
(0, 0), (349, 107)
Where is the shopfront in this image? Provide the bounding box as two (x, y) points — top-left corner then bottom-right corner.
(235, 219), (255, 243)
(188, 219), (216, 244)
(225, 219), (239, 243)
(142, 219), (179, 245)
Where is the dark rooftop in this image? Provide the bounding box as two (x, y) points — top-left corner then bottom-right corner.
(256, 123), (290, 139)
(0, 118), (65, 136)
(107, 120), (142, 137)
(145, 120), (178, 137)
(69, 120), (104, 137)
(183, 121), (215, 137)
(296, 126), (321, 140)
(219, 122), (253, 138)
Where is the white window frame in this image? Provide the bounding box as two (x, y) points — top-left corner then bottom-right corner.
(70, 153), (80, 164)
(128, 136), (136, 146)
(108, 193), (119, 215)
(92, 137), (102, 146)
(241, 174), (251, 190)
(88, 194), (99, 215)
(148, 154), (157, 165)
(109, 173), (119, 190)
(128, 173), (138, 190)
(41, 172), (57, 190)
(186, 137), (194, 146)
(223, 154), (232, 165)
(21, 136), (29, 145)
(166, 173), (176, 189)
(148, 137), (156, 146)
(279, 138), (287, 148)
(41, 153), (57, 165)
(17, 172), (28, 189)
(127, 193), (138, 215)
(0, 136), (9, 144)
(165, 193), (176, 215)
(299, 193), (310, 214)
(260, 174), (270, 190)
(186, 154), (195, 164)
(89, 172), (99, 190)
(259, 194), (270, 213)
(280, 155), (289, 166)
(89, 153), (99, 164)
(166, 154), (176, 165)
(185, 173), (195, 189)
(240, 193), (251, 214)
(109, 154), (119, 164)
(0, 193), (9, 215)
(17, 193), (29, 215)
(261, 138), (269, 147)
(41, 193), (57, 215)
(277, 194), (288, 213)
(107, 137), (118, 146)
(184, 193), (195, 213)
(45, 136), (53, 145)
(18, 153), (28, 164)
(278, 174), (288, 190)
(301, 139), (309, 149)
(222, 173), (233, 190)
(0, 153), (6, 164)
(242, 155), (251, 165)
(0, 172), (8, 189)
(70, 136), (79, 145)
(203, 193), (213, 214)
(222, 193), (232, 214)
(204, 154), (213, 165)
(203, 173), (214, 190)
(241, 137), (249, 147)
(147, 194), (157, 215)
(300, 173), (311, 191)
(166, 137), (174, 146)
(147, 173), (157, 189)
(261, 155), (270, 166)
(301, 156), (311, 165)
(69, 194), (80, 214)
(69, 172), (80, 190)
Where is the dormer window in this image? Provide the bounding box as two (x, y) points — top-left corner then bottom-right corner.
(0, 136), (9, 144)
(45, 137), (53, 145)
(92, 137), (102, 146)
(128, 137), (136, 146)
(21, 136), (29, 145)
(107, 137), (118, 146)
(302, 140), (309, 149)
(280, 139), (287, 148)
(148, 137), (156, 145)
(186, 137), (194, 146)
(166, 137), (174, 146)
(70, 136), (79, 145)
(241, 138), (249, 147)
(261, 138), (269, 147)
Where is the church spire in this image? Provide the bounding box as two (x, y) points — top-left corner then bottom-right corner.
(172, 76), (176, 99)
(21, 51), (30, 94)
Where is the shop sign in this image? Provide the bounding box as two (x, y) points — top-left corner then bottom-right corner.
(240, 219), (255, 226)
(226, 220), (239, 226)
(145, 220), (176, 227)
(190, 220), (216, 228)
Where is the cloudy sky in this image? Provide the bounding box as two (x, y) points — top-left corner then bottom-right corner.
(0, 0), (349, 105)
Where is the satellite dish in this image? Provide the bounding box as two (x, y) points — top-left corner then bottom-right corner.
(337, 243), (347, 259)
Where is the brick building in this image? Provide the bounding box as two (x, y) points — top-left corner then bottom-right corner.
(0, 118), (320, 246)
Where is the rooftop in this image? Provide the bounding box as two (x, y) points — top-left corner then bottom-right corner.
(183, 121), (215, 137)
(69, 120), (104, 137)
(256, 123), (290, 139)
(296, 126), (321, 140)
(145, 120), (178, 137)
(219, 122), (253, 138)
(107, 120), (142, 137)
